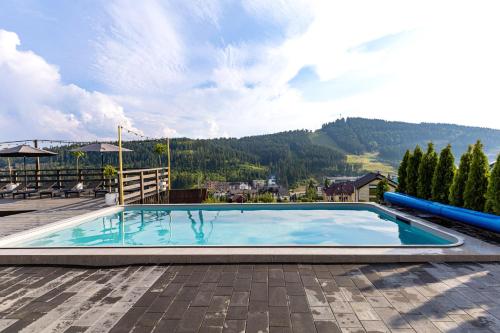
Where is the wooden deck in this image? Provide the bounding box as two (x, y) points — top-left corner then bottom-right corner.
(0, 197), (106, 238)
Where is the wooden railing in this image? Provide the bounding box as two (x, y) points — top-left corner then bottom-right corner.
(0, 168), (108, 188)
(120, 167), (169, 204)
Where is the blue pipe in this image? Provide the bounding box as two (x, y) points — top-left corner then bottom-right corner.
(384, 192), (500, 233)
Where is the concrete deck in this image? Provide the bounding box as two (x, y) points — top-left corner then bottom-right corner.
(0, 263), (500, 332)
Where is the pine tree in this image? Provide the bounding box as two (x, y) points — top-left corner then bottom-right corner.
(485, 155), (499, 214)
(406, 145), (423, 196)
(431, 144), (455, 204)
(397, 150), (411, 193)
(417, 142), (438, 199)
(449, 145), (472, 207)
(464, 140), (490, 211)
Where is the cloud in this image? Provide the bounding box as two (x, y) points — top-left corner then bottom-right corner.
(0, 29), (138, 141)
(3, 0), (500, 141)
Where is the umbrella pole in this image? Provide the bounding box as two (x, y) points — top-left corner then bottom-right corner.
(24, 156), (27, 189)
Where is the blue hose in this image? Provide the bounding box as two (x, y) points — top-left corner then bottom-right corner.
(384, 192), (500, 233)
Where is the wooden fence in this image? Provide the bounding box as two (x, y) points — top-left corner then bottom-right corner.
(121, 167), (169, 204)
(0, 168), (108, 189)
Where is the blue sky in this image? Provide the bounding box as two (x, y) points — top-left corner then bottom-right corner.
(1, 0), (500, 140)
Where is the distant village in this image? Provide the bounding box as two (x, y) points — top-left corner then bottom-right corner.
(204, 172), (398, 203)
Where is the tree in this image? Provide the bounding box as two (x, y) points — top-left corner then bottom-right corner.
(406, 145), (423, 196)
(70, 151), (86, 180)
(103, 164), (117, 192)
(464, 140), (490, 211)
(485, 156), (499, 214)
(397, 150), (411, 193)
(431, 144), (455, 204)
(153, 143), (169, 168)
(305, 179), (317, 200)
(449, 145), (472, 207)
(376, 179), (389, 203)
(417, 142), (438, 199)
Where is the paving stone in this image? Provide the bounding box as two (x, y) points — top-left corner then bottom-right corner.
(329, 301), (354, 314)
(289, 296), (309, 313)
(247, 311), (269, 333)
(226, 306), (247, 320)
(350, 302), (380, 321)
(222, 319), (246, 333)
(311, 306), (335, 320)
(208, 296), (231, 313)
(315, 320), (342, 333)
(334, 313), (362, 328)
(230, 292), (249, 307)
(269, 287), (287, 307)
(250, 282), (268, 301)
(177, 306), (207, 332)
(269, 306), (290, 327)
(360, 320), (390, 332)
(290, 313), (316, 333)
(373, 308), (410, 329)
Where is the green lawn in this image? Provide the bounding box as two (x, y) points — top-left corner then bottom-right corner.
(347, 152), (395, 174)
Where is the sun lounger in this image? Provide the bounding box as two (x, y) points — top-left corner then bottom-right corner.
(0, 183), (20, 198)
(64, 182), (86, 198)
(12, 185), (37, 199)
(33, 182), (60, 198)
(87, 180), (109, 197)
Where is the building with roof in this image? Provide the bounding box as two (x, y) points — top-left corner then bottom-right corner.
(323, 172), (397, 202)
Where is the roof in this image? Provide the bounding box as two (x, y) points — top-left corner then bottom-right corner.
(354, 172), (397, 188)
(325, 181), (355, 196)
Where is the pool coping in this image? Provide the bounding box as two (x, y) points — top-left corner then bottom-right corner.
(0, 202), (498, 265)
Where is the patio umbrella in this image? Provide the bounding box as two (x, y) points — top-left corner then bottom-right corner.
(70, 143), (133, 168)
(0, 145), (57, 188)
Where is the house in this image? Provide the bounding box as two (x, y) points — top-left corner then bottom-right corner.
(323, 181), (355, 202)
(323, 172), (397, 202)
(353, 172), (397, 202)
(252, 179), (266, 189)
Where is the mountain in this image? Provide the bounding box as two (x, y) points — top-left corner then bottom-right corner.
(317, 118), (500, 163)
(3, 118), (500, 188)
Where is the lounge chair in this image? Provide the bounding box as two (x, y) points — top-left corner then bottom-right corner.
(12, 184), (37, 199)
(88, 180), (108, 197)
(64, 182), (86, 198)
(0, 183), (20, 198)
(33, 182), (60, 198)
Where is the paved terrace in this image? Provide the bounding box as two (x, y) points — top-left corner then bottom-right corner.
(0, 197), (105, 238)
(0, 263), (500, 332)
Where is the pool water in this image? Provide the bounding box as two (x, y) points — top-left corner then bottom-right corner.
(15, 205), (453, 247)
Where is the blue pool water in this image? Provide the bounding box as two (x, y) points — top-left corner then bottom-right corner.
(17, 205), (453, 247)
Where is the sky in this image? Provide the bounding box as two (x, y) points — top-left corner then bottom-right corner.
(1, 0), (500, 141)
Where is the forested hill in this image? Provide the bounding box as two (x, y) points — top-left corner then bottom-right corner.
(316, 118), (500, 163)
(5, 118), (500, 188)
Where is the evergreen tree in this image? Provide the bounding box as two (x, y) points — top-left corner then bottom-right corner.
(417, 142), (438, 199)
(397, 150), (411, 193)
(376, 179), (389, 203)
(431, 144), (455, 204)
(485, 155), (499, 214)
(464, 140), (489, 211)
(406, 145), (423, 196)
(449, 145), (472, 207)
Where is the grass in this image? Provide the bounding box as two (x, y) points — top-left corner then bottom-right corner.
(347, 152), (395, 174)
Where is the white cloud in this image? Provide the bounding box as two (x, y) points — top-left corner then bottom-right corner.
(0, 29), (138, 141)
(3, 0), (500, 141)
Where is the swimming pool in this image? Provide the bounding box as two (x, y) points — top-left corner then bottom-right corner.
(4, 203), (459, 247)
